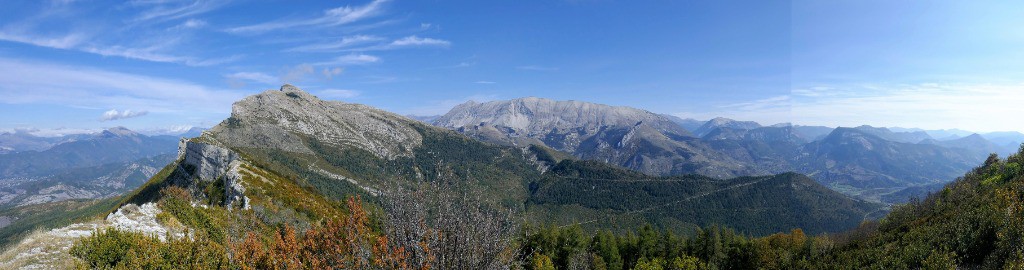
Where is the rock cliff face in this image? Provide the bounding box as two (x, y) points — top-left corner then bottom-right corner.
(174, 138), (247, 209)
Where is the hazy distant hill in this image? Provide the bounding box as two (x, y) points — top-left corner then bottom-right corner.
(792, 125), (836, 141)
(0, 154), (174, 208)
(662, 114), (706, 133)
(0, 127), (177, 178)
(982, 131), (1024, 151)
(925, 133), (1009, 158)
(0, 131), (90, 154)
(852, 125), (933, 143)
(797, 128), (977, 198)
(0, 128), (178, 209)
(693, 117), (763, 137)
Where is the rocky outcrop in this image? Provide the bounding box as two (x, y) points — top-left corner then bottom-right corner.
(0, 202), (185, 269)
(210, 84), (423, 160)
(174, 138), (248, 209)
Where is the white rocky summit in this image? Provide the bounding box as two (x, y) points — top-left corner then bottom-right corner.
(210, 84), (423, 160)
(434, 97), (691, 152)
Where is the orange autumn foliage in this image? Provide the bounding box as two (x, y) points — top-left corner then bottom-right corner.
(231, 196), (432, 269)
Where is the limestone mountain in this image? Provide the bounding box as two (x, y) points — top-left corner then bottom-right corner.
(692, 117), (763, 137)
(434, 98), (758, 177)
(434, 97), (693, 150)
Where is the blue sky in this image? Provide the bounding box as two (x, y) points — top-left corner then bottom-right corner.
(0, 0), (1022, 136)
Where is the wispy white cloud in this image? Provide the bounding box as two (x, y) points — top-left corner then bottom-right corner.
(287, 35), (383, 52)
(227, 0), (389, 34)
(0, 31), (87, 50)
(225, 72), (277, 88)
(185, 55), (244, 66)
(389, 35), (450, 47)
(0, 29), (236, 66)
(130, 0), (229, 23)
(281, 64), (315, 83)
(0, 1), (235, 66)
(321, 67), (344, 80)
(720, 95), (790, 112)
(339, 35), (452, 51)
(0, 57), (244, 114)
(317, 89), (360, 99)
(82, 45), (186, 63)
(80, 44), (241, 66)
(315, 54), (380, 65)
(173, 18), (207, 29)
(100, 109), (148, 121)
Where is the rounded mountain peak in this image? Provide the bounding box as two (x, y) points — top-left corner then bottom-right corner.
(100, 126), (140, 138)
(280, 84), (304, 93)
(211, 84), (423, 160)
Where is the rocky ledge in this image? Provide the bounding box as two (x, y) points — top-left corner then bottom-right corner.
(175, 138), (248, 210)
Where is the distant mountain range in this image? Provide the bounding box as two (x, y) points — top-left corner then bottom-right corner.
(433, 97), (1020, 203)
(0, 132), (90, 154)
(0, 127), (178, 178)
(433, 97), (758, 178)
(0, 127), (204, 154)
(0, 128), (181, 209)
